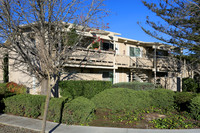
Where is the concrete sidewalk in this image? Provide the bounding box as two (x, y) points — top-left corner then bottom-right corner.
(0, 114), (200, 133)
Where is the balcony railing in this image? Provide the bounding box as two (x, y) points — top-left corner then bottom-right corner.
(66, 48), (114, 67)
(66, 48), (181, 71)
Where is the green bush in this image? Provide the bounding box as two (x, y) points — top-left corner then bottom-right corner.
(0, 83), (15, 113)
(0, 83), (7, 94)
(149, 89), (175, 110)
(62, 97), (95, 124)
(41, 97), (69, 123)
(59, 80), (112, 99)
(182, 78), (198, 93)
(4, 94), (46, 118)
(189, 96), (200, 120)
(91, 88), (151, 112)
(112, 82), (155, 91)
(174, 92), (197, 111)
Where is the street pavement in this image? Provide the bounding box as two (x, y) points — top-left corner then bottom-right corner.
(0, 114), (200, 133)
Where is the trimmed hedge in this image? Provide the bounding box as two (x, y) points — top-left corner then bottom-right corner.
(41, 97), (69, 123)
(59, 80), (112, 99)
(62, 97), (95, 124)
(112, 82), (155, 91)
(0, 83), (7, 94)
(149, 89), (175, 110)
(4, 94), (46, 118)
(182, 78), (198, 93)
(189, 96), (200, 120)
(174, 92), (197, 111)
(91, 88), (151, 111)
(0, 83), (15, 113)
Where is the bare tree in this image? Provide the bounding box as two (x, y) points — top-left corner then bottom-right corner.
(0, 0), (108, 132)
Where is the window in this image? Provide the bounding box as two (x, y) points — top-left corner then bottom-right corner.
(100, 42), (113, 51)
(102, 72), (113, 83)
(130, 47), (141, 57)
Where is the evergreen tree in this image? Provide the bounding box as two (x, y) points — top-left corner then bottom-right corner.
(139, 0), (200, 56)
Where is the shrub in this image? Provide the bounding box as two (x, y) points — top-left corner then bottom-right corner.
(112, 82), (155, 91)
(174, 92), (197, 111)
(182, 78), (198, 93)
(41, 97), (69, 123)
(91, 88), (151, 112)
(6, 82), (27, 94)
(62, 97), (95, 124)
(0, 83), (7, 95)
(189, 96), (200, 120)
(59, 80), (112, 99)
(149, 89), (175, 110)
(4, 94), (46, 118)
(0, 83), (15, 113)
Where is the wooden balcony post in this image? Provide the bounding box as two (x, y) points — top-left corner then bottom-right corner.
(130, 70), (133, 82)
(153, 45), (157, 85)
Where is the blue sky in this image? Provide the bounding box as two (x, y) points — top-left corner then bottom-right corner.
(104, 0), (162, 43)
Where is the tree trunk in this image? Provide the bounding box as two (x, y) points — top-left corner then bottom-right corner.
(51, 75), (60, 98)
(41, 74), (51, 133)
(41, 78), (48, 95)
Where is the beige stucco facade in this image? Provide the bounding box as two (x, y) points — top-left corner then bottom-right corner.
(5, 27), (195, 94)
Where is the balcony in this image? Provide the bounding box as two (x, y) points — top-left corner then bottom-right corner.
(130, 56), (181, 72)
(66, 48), (181, 71)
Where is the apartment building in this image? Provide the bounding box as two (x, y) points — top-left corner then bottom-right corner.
(63, 30), (184, 91)
(1, 26), (192, 94)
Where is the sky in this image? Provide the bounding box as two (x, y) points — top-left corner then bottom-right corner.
(104, 0), (163, 43)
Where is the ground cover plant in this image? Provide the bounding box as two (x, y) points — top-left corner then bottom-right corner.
(89, 107), (200, 129)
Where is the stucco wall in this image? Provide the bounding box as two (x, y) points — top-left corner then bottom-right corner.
(115, 41), (148, 57)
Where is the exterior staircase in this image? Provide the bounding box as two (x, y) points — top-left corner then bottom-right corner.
(131, 69), (149, 82)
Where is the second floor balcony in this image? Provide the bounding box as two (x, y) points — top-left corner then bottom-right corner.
(66, 48), (181, 72)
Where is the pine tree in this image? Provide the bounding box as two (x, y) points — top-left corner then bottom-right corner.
(139, 0), (200, 56)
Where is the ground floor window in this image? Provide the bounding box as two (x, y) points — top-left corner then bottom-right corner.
(102, 72), (113, 83)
